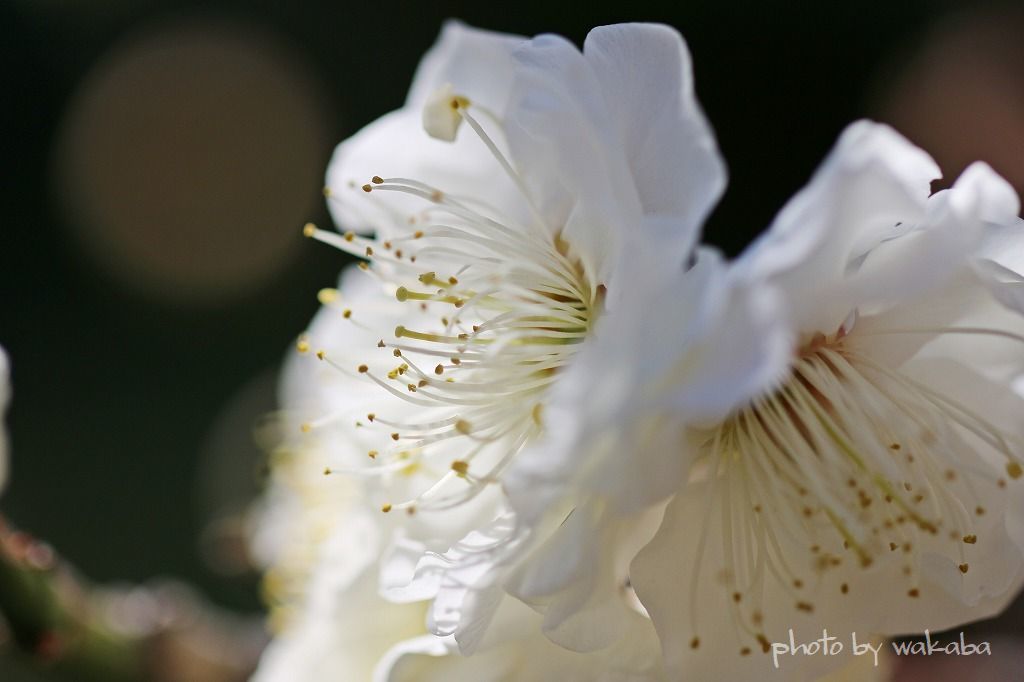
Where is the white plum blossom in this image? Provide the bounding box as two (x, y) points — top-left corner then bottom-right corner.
(290, 18), (726, 661)
(505, 121), (1024, 679)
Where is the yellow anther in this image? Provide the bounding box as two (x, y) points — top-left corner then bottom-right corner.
(296, 339), (310, 353)
(316, 350), (326, 361)
(344, 231), (355, 242)
(367, 413), (375, 422)
(963, 534), (977, 544)
(365, 246), (374, 256)
(371, 175), (384, 184)
(418, 272), (436, 284)
(455, 419), (472, 434)
(362, 184), (372, 192)
(323, 467), (332, 475)
(381, 503), (392, 513)
(451, 460), (469, 476)
(435, 364), (444, 375)
(357, 364), (368, 373)
(302, 223), (316, 237)
(1008, 462), (1023, 479)
(907, 588), (919, 598)
(317, 288), (339, 304)
(391, 433), (400, 441)
(413, 230), (424, 239)
(300, 422), (312, 433)
(342, 309), (352, 319)
(368, 450), (378, 459)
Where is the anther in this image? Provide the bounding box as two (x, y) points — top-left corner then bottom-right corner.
(371, 176), (384, 184)
(296, 339), (310, 353)
(963, 535), (977, 544)
(959, 563), (969, 574)
(358, 364), (368, 373)
(316, 350), (326, 361)
(690, 637), (700, 650)
(302, 223), (316, 237)
(451, 460), (469, 476)
(1008, 462), (1023, 479)
(381, 503), (392, 513)
(907, 589), (919, 598)
(368, 450), (378, 459)
(362, 184), (372, 192)
(323, 467), (332, 475)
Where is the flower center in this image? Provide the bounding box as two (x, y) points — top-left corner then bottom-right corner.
(301, 92), (600, 515)
(686, 325), (1024, 655)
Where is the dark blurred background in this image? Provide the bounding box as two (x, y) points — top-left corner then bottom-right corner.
(1, 1), (1023, 680)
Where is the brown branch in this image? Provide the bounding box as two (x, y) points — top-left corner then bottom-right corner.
(0, 516), (267, 682)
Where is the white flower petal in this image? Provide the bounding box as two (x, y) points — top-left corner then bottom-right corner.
(581, 24), (726, 245)
(736, 121), (942, 335)
(324, 23), (525, 237)
(632, 472), (1024, 680)
(505, 23), (724, 287)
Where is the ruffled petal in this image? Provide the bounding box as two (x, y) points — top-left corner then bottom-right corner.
(324, 23), (525, 236)
(505, 248), (790, 522)
(632, 461), (1024, 680)
(505, 23), (725, 288)
(735, 121), (942, 335)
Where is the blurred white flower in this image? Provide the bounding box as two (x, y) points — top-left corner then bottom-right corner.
(505, 121), (1024, 678)
(292, 19), (725, 658)
(0, 345), (9, 492)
